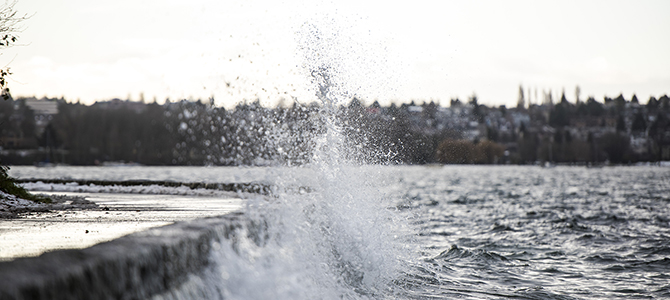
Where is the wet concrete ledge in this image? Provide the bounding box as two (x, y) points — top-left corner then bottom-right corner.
(0, 212), (246, 300)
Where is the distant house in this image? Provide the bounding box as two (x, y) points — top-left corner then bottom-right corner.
(25, 98), (59, 135)
(92, 98), (147, 114)
(25, 98), (58, 115)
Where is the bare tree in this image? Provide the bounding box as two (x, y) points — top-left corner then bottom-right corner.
(575, 85), (581, 104)
(0, 1), (27, 100)
(517, 84), (525, 109)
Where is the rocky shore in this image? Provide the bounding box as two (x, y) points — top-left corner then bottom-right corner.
(0, 192), (96, 219)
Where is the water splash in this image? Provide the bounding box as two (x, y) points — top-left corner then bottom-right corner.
(199, 17), (414, 300)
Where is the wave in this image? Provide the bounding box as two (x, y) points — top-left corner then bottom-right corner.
(432, 245), (509, 263)
(190, 163), (416, 299)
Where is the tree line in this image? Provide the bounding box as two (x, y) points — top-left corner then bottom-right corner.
(0, 97), (436, 165)
(1, 92), (669, 166)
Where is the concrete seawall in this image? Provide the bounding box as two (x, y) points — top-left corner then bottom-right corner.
(0, 212), (247, 300)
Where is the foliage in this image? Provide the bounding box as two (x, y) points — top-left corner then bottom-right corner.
(631, 112), (647, 132)
(599, 132), (631, 163)
(549, 102), (571, 127)
(0, 163), (49, 203)
(435, 139), (505, 164)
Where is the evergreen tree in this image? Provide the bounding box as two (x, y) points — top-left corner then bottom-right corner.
(631, 112), (646, 132)
(549, 102), (570, 127)
(560, 89), (568, 104)
(647, 96), (659, 110)
(631, 94), (639, 104)
(586, 97), (605, 116)
(659, 95), (670, 111)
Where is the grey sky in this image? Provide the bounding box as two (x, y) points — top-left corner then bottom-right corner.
(4, 0), (669, 108)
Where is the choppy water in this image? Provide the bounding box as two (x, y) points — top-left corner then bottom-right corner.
(393, 165), (670, 299)
(10, 165), (670, 299)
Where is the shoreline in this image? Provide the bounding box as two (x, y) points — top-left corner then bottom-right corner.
(0, 191), (96, 219)
(0, 191), (244, 261)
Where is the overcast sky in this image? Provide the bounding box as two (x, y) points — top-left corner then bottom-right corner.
(3, 0), (669, 108)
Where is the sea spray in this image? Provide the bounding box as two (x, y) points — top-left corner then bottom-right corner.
(201, 18), (415, 299)
(202, 128), (413, 298)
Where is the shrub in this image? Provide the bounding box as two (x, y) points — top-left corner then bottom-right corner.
(0, 164), (49, 203)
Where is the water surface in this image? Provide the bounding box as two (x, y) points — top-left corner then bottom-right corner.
(10, 165), (670, 299)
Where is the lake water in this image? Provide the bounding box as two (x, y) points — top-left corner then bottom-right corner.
(9, 165), (670, 299)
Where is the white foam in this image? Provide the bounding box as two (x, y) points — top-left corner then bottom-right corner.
(20, 182), (241, 198)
